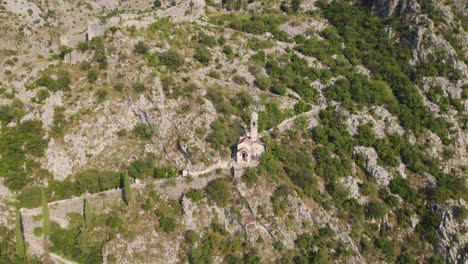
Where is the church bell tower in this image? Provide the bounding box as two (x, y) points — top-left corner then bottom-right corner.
(250, 111), (258, 141)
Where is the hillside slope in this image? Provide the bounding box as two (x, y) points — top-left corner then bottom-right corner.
(0, 0), (466, 263)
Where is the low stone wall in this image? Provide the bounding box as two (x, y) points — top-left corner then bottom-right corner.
(21, 188), (124, 235)
(60, 34), (86, 48)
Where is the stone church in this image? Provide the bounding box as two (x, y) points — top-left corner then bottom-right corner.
(236, 111), (265, 164)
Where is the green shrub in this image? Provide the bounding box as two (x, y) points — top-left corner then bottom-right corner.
(0, 120), (47, 190)
(153, 166), (177, 179)
(75, 169), (120, 194)
(134, 41), (149, 54)
(133, 123), (153, 140)
(366, 201), (387, 219)
(452, 206), (467, 223)
(95, 89), (108, 103)
(185, 230), (200, 245)
(197, 33), (217, 47)
(254, 75), (271, 90)
(186, 189), (203, 202)
(87, 68), (99, 83)
(17, 186), (43, 208)
(35, 70), (71, 91)
(132, 82), (146, 93)
(159, 216), (177, 233)
(34, 88), (50, 104)
(158, 49), (184, 71)
(194, 47), (211, 64)
(205, 178), (231, 207)
(222, 45), (234, 57)
(242, 168), (259, 186)
(128, 156), (155, 179)
(113, 83), (125, 92)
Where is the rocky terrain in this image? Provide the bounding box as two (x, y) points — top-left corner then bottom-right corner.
(0, 0), (466, 263)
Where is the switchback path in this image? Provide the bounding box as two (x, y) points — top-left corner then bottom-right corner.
(20, 105), (322, 263)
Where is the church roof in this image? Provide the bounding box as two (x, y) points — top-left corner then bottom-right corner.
(236, 136), (264, 146)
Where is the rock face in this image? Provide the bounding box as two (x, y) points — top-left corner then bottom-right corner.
(353, 146), (392, 187)
(436, 200), (468, 264)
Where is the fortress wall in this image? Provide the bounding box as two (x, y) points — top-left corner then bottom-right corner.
(21, 188), (124, 235)
(60, 34), (87, 48)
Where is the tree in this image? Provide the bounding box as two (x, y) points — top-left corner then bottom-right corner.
(205, 178), (231, 207)
(83, 199), (93, 225)
(153, 0), (162, 8)
(122, 172), (132, 205)
(15, 210), (25, 258)
(291, 0), (300, 12)
(42, 188), (50, 237)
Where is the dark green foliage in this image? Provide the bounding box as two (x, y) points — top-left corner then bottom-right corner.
(153, 166), (177, 179)
(75, 169), (120, 194)
(42, 188), (50, 236)
(294, 100), (312, 114)
(87, 68), (99, 83)
(375, 237), (396, 262)
(280, 144), (316, 195)
(206, 117), (241, 151)
(194, 47), (212, 63)
(134, 41), (149, 54)
(0, 120), (47, 191)
(253, 74), (271, 90)
(35, 70), (71, 92)
(89, 37), (108, 69)
(15, 210), (25, 258)
(33, 88), (50, 104)
(122, 172), (132, 205)
(257, 102), (287, 131)
(133, 123), (153, 140)
(365, 201), (387, 219)
(186, 189), (203, 202)
(222, 45), (234, 58)
(312, 108), (353, 158)
(416, 208), (441, 245)
(49, 221), (103, 263)
(158, 216), (176, 233)
(389, 177), (418, 204)
(84, 199), (93, 224)
(242, 168), (259, 187)
(196, 33), (217, 47)
(324, 75), (396, 109)
(355, 124), (376, 147)
(426, 86), (449, 112)
(205, 87), (235, 115)
(153, 0), (162, 8)
(157, 49), (185, 71)
(322, 2), (451, 140)
(294, 228), (336, 262)
(0, 100), (24, 124)
(128, 156), (155, 179)
(452, 206), (468, 223)
(210, 14), (285, 35)
(17, 186), (43, 208)
(271, 185), (291, 215)
(205, 178), (231, 207)
(291, 0), (301, 13)
(95, 88), (108, 103)
(51, 106), (66, 137)
(265, 55), (319, 102)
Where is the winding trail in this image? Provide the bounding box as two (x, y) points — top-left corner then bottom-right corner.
(20, 105), (322, 263)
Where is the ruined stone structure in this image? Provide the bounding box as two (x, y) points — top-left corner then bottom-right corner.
(60, 18), (120, 48)
(236, 111), (265, 164)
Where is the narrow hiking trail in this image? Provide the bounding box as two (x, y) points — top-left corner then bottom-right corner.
(20, 105), (323, 262)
